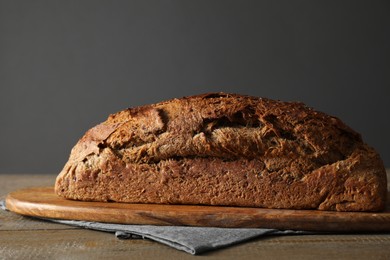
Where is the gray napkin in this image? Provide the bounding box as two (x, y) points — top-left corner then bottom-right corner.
(0, 200), (307, 255)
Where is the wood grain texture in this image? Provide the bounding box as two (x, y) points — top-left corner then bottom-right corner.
(1, 229), (389, 260)
(0, 210), (76, 231)
(1, 172), (390, 259)
(0, 174), (55, 199)
(5, 186), (390, 232)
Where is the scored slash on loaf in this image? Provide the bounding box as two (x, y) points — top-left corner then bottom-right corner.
(55, 93), (387, 211)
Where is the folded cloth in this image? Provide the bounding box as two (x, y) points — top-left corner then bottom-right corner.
(0, 200), (308, 255)
(0, 200), (6, 211)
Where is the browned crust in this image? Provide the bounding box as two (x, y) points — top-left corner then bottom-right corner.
(55, 93), (387, 211)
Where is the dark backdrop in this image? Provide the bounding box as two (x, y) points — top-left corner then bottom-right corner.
(1, 0), (389, 173)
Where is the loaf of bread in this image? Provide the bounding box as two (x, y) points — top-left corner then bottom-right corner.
(55, 93), (387, 211)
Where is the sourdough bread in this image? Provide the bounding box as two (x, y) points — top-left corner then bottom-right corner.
(55, 93), (387, 211)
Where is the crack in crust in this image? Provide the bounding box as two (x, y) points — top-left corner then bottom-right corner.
(55, 92), (387, 211)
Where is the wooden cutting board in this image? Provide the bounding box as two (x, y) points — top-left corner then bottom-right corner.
(5, 187), (390, 232)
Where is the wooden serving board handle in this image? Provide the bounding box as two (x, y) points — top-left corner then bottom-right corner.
(5, 187), (390, 232)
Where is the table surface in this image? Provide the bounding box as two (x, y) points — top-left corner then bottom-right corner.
(1, 171), (390, 260)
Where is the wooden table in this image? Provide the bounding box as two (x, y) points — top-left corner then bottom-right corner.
(1, 172), (390, 259)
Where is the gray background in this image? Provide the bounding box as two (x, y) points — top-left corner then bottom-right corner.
(1, 0), (389, 174)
